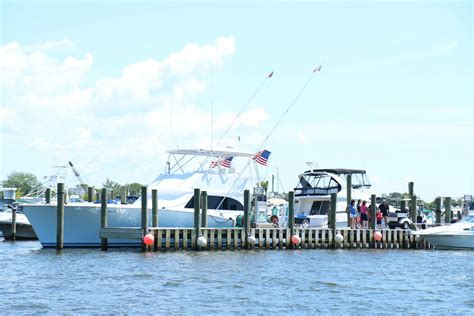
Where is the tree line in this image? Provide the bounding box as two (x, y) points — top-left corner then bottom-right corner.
(2, 171), (144, 200)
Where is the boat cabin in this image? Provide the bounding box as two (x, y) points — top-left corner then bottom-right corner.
(294, 169), (371, 197)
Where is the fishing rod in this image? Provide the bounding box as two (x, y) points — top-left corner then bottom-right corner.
(218, 71), (274, 141)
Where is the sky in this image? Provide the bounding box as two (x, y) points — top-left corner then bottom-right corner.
(0, 0), (472, 201)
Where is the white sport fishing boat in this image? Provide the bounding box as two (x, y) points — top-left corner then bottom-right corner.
(416, 216), (474, 250)
(22, 148), (266, 247)
(293, 169), (376, 228)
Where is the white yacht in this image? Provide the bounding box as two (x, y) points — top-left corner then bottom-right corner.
(293, 169), (376, 228)
(416, 216), (474, 250)
(22, 148), (266, 247)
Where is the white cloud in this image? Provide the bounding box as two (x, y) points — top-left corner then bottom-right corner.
(1, 36), (271, 186)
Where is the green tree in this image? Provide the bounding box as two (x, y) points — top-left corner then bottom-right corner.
(258, 181), (269, 194)
(3, 171), (42, 197)
(126, 182), (144, 195)
(102, 178), (121, 197)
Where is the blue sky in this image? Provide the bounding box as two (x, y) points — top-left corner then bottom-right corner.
(1, 1), (472, 201)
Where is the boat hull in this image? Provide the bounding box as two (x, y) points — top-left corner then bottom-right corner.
(0, 222), (38, 240)
(421, 233), (474, 250)
(23, 204), (235, 248)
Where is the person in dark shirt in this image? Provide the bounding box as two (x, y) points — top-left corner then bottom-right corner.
(378, 199), (390, 229)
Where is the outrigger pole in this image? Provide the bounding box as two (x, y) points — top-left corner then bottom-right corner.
(255, 65), (322, 152)
(219, 71), (274, 141)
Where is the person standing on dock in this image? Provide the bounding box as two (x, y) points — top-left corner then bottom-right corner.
(348, 200), (358, 229)
(378, 199), (390, 229)
(357, 199), (362, 228)
(360, 201), (369, 228)
(376, 209), (383, 230)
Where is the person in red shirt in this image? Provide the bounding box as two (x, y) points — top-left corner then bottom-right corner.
(376, 209), (383, 230)
(360, 201), (369, 228)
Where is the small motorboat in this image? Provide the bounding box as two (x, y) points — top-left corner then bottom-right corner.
(416, 216), (474, 250)
(0, 205), (38, 240)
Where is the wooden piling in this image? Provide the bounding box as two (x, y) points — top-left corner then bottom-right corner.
(100, 188), (108, 251)
(193, 188), (201, 249)
(370, 194), (376, 230)
(10, 206), (16, 241)
(56, 183), (65, 250)
(288, 191), (295, 248)
(201, 191), (208, 228)
(152, 189), (158, 227)
(329, 193), (337, 248)
(121, 186), (127, 204)
(410, 195), (417, 223)
(141, 186), (148, 251)
(88, 186), (93, 203)
(346, 174), (352, 226)
(243, 189), (250, 248)
(408, 182), (414, 197)
(444, 197), (451, 223)
(435, 197), (442, 225)
(45, 188), (51, 204)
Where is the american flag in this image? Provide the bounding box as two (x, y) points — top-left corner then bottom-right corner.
(253, 149), (271, 166)
(210, 156), (233, 168)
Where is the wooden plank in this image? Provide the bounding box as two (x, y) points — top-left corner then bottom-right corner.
(398, 230), (403, 249)
(100, 228), (143, 239)
(314, 229), (320, 248)
(271, 229), (277, 249)
(258, 229), (263, 249)
(265, 229), (271, 249)
(182, 229), (188, 250)
(285, 229), (290, 249)
(362, 229), (367, 248)
(165, 229), (171, 251)
(387, 230), (391, 249)
(209, 229), (215, 250)
(217, 229), (222, 250)
(321, 229), (326, 248)
(191, 230), (196, 250)
(307, 229), (313, 249)
(301, 229), (306, 249)
(174, 229), (180, 250)
(277, 229), (282, 249)
(393, 229), (398, 248)
(226, 229), (231, 250)
(156, 229), (162, 250)
(234, 229), (239, 250)
(328, 229), (333, 248)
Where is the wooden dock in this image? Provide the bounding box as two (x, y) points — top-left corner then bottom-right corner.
(132, 227), (431, 251)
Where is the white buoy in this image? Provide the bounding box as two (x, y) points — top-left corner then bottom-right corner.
(197, 236), (207, 248)
(335, 233), (344, 244)
(247, 235), (256, 247)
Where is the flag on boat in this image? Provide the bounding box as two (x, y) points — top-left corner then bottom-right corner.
(268, 71), (274, 78)
(210, 156), (233, 168)
(253, 149), (271, 166)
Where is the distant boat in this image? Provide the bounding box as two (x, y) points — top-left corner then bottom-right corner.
(416, 216), (474, 250)
(22, 148), (267, 247)
(0, 205), (37, 240)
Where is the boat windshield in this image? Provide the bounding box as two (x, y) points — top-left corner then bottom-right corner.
(294, 174), (341, 196)
(337, 172), (371, 189)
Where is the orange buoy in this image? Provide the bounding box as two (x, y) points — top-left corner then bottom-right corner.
(143, 233), (154, 245)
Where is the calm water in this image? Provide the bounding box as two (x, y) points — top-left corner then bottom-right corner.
(0, 237), (472, 314)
